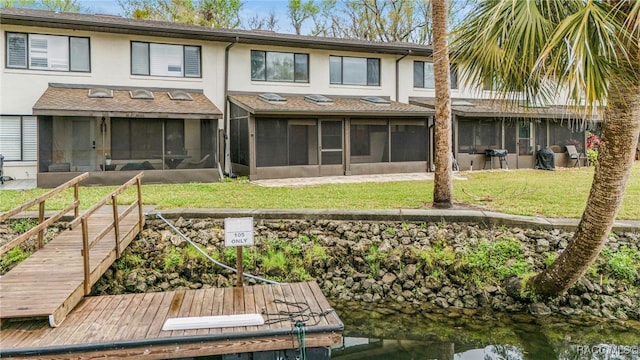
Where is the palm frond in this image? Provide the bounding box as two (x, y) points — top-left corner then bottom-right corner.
(451, 0), (635, 116)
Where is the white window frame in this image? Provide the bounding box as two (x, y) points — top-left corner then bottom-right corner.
(131, 41), (201, 78)
(5, 32), (90, 72)
(0, 116), (37, 161)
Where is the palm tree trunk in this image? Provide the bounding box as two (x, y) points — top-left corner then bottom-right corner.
(529, 48), (640, 296)
(432, 0), (453, 209)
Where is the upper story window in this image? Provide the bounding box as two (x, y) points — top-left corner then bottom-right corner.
(251, 50), (309, 83)
(131, 41), (201, 78)
(6, 32), (90, 72)
(330, 56), (380, 86)
(413, 61), (458, 89)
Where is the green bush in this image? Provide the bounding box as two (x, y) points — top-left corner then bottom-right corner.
(10, 219), (37, 234)
(602, 246), (640, 283)
(0, 247), (30, 273)
(163, 247), (184, 272)
(464, 238), (530, 284)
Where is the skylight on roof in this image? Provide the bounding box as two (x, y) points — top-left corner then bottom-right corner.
(305, 94), (333, 105)
(360, 96), (391, 105)
(168, 90), (193, 101)
(258, 93), (287, 104)
(451, 100), (474, 106)
(130, 89), (154, 99)
(88, 88), (113, 98)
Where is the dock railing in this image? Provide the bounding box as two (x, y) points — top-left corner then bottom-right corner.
(0, 173), (89, 256)
(67, 172), (144, 295)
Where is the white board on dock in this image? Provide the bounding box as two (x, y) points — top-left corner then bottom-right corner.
(162, 313), (265, 331)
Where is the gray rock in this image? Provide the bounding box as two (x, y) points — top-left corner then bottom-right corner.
(435, 297), (449, 308)
(529, 302), (551, 316)
(382, 272), (397, 285)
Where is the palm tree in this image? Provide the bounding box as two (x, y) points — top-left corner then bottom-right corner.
(432, 0), (454, 209)
(451, 0), (640, 297)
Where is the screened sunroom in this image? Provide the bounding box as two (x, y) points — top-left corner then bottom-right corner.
(410, 98), (599, 170)
(32, 84), (222, 187)
(228, 93), (434, 180)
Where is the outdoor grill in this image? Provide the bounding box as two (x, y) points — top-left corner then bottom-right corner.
(484, 149), (509, 169)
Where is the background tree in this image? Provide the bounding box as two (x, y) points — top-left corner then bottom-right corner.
(246, 10), (279, 31)
(452, 0), (640, 297)
(118, 0), (242, 28)
(432, 0), (453, 209)
(288, 0), (318, 35)
(1, 0), (85, 12)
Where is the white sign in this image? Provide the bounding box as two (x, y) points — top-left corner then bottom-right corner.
(224, 217), (254, 247)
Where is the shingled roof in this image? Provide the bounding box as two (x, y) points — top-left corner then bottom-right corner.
(229, 93), (434, 117)
(0, 8), (433, 57)
(409, 97), (601, 120)
(33, 84), (222, 119)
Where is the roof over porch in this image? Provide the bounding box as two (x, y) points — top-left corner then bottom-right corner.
(33, 84), (222, 119)
(409, 97), (601, 120)
(229, 93), (434, 117)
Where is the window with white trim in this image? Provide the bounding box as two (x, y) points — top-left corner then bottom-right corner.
(131, 41), (201, 78)
(251, 50), (309, 83)
(413, 61), (458, 89)
(6, 32), (90, 72)
(0, 116), (37, 161)
(330, 56), (380, 86)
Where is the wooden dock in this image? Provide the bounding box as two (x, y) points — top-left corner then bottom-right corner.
(0, 282), (343, 359)
(0, 173), (145, 327)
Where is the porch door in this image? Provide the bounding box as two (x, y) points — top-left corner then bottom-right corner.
(319, 120), (344, 175)
(70, 119), (95, 171)
(517, 121), (535, 168)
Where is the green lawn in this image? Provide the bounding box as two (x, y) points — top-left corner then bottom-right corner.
(1, 163), (639, 220)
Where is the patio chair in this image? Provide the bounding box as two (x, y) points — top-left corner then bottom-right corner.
(451, 152), (459, 172)
(177, 154), (210, 169)
(566, 145), (587, 167)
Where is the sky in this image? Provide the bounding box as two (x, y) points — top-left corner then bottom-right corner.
(78, 0), (294, 32)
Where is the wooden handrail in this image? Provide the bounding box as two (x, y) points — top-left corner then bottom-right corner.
(0, 173), (88, 256)
(0, 201), (79, 256)
(0, 173), (88, 222)
(80, 172), (144, 295)
(69, 172), (144, 229)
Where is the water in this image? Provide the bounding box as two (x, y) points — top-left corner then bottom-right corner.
(331, 301), (640, 360)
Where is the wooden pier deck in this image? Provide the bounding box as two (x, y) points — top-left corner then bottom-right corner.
(0, 173), (146, 327)
(0, 282), (343, 359)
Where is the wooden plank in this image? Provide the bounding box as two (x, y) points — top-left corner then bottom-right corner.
(0, 284), (343, 358)
(0, 319), (49, 350)
(232, 286), (246, 333)
(111, 292), (147, 340)
(251, 284), (271, 329)
(294, 282), (329, 326)
(146, 291), (183, 339)
(14, 333), (342, 360)
(195, 288), (216, 336)
(128, 292), (168, 340)
(169, 290), (196, 338)
(35, 295), (108, 347)
(40, 295), (112, 347)
(307, 281), (341, 327)
(183, 288), (206, 337)
(83, 293), (135, 344)
(208, 286), (225, 335)
(242, 285), (259, 332)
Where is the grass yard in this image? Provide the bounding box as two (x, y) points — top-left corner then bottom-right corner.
(1, 163), (639, 220)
